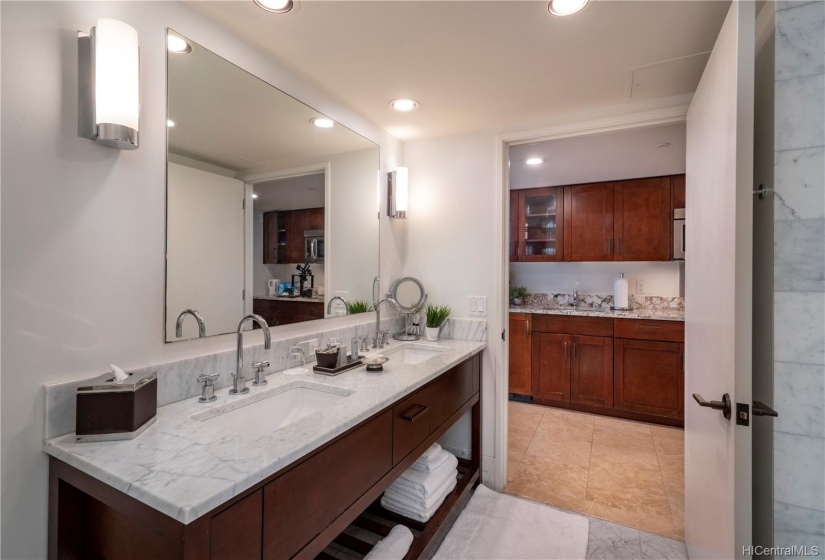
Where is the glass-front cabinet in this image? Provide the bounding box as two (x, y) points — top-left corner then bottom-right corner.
(511, 187), (565, 262)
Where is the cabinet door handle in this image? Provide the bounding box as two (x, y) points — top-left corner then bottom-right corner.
(564, 341), (568, 359)
(617, 238), (622, 255)
(525, 320), (531, 337)
(608, 237), (613, 255)
(572, 342), (577, 359)
(401, 404), (429, 422)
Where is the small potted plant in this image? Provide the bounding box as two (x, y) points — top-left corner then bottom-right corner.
(424, 304), (451, 342)
(510, 286), (528, 306)
(346, 300), (374, 315)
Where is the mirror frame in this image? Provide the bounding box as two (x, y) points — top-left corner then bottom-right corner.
(388, 276), (428, 313)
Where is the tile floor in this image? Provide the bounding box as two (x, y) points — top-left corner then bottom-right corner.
(504, 401), (685, 542)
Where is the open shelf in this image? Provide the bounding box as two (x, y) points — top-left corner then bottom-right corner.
(317, 460), (480, 560)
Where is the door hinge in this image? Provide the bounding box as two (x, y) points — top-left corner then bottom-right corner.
(502, 329), (506, 341)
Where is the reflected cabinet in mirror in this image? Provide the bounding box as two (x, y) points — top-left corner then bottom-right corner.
(165, 30), (379, 342)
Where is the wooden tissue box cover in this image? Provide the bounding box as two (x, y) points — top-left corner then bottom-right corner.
(76, 371), (158, 442)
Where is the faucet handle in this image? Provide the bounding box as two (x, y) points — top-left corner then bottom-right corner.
(251, 361), (270, 386)
(196, 373), (219, 403)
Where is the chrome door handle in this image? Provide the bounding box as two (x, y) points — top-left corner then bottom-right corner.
(753, 401), (778, 417)
(693, 393), (732, 420)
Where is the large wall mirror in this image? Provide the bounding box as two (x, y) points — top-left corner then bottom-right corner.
(165, 30), (379, 342)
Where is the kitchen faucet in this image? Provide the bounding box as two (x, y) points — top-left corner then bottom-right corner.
(175, 309), (206, 338)
(327, 295), (349, 315)
(230, 314), (271, 395)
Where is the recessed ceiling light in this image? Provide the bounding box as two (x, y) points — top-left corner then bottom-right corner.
(253, 0), (294, 13)
(167, 120), (176, 128)
(548, 0), (589, 17)
(526, 157), (545, 165)
(389, 99), (419, 112)
(657, 142), (671, 148)
(252, 194), (259, 199)
(167, 34), (192, 54)
(310, 117), (335, 129)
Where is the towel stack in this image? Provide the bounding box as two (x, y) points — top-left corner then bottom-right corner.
(381, 443), (458, 522)
(363, 525), (414, 560)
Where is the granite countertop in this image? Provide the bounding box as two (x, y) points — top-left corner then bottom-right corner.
(509, 304), (684, 322)
(44, 339), (486, 524)
(254, 294), (324, 303)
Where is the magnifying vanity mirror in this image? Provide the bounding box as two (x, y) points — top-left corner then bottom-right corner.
(387, 277), (428, 341)
(165, 30), (379, 342)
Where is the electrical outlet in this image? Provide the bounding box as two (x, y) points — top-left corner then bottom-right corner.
(298, 338), (318, 361)
(636, 281), (646, 294)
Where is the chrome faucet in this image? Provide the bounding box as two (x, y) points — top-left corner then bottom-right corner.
(175, 309), (206, 338)
(373, 298), (398, 349)
(230, 314), (271, 395)
(327, 295), (349, 315)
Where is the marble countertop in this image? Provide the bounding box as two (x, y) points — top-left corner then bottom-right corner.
(254, 295), (324, 303)
(509, 305), (684, 322)
(44, 339), (485, 524)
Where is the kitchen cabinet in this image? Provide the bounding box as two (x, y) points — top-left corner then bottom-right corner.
(512, 313), (683, 426)
(672, 174), (686, 210)
(263, 207), (324, 265)
(563, 182), (614, 262)
(49, 353), (483, 560)
(253, 298), (324, 326)
(510, 187), (565, 262)
(509, 175), (676, 263)
(508, 314), (532, 396)
(614, 177), (672, 261)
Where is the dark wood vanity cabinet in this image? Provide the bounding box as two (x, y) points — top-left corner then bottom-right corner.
(49, 353), (483, 560)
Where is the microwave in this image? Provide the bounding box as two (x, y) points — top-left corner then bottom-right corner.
(673, 208), (685, 261)
(304, 230), (325, 264)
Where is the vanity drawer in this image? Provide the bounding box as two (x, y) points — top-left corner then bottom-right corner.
(429, 354), (479, 430)
(262, 411), (392, 559)
(531, 314), (613, 337)
(392, 387), (432, 465)
(614, 319), (684, 342)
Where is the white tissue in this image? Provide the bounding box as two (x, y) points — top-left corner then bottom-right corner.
(111, 364), (129, 382)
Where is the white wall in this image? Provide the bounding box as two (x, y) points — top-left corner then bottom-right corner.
(166, 162), (245, 340)
(510, 261), (682, 297)
(403, 130), (500, 468)
(0, 3), (402, 558)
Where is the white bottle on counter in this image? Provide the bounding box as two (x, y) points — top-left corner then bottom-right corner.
(614, 273), (629, 310)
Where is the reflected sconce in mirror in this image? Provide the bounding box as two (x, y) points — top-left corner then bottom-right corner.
(387, 167), (409, 219)
(77, 18), (140, 150)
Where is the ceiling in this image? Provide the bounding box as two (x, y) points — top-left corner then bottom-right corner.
(167, 31), (376, 173)
(186, 0), (730, 141)
(509, 122), (686, 189)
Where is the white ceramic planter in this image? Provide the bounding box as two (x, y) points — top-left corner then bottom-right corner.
(425, 326), (440, 342)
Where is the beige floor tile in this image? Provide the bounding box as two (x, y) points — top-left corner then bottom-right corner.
(585, 465), (669, 509)
(592, 422), (656, 452)
(509, 412), (543, 432)
(667, 490), (685, 533)
(508, 425), (535, 455)
(651, 429), (685, 457)
(543, 406), (597, 425)
(535, 413), (595, 442)
(507, 449), (524, 484)
(524, 429), (593, 468)
(649, 424), (684, 441)
(510, 401), (545, 415)
(504, 454), (591, 512)
(594, 415), (652, 434)
(658, 455), (685, 497)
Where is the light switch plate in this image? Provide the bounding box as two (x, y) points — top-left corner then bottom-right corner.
(297, 339), (318, 361)
(636, 281), (646, 294)
(469, 296), (487, 316)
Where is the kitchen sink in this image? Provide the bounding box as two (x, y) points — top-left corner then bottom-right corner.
(194, 385), (351, 437)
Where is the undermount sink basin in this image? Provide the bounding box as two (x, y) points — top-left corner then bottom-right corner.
(195, 386), (350, 438)
(384, 344), (447, 365)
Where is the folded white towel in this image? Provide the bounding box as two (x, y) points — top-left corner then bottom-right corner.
(363, 525), (414, 560)
(381, 476), (457, 522)
(384, 470), (457, 512)
(409, 445), (450, 472)
(388, 453), (458, 501)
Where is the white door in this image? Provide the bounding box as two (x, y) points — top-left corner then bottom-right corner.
(684, 1), (755, 558)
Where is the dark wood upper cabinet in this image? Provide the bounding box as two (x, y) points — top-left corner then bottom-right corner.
(262, 211), (283, 265)
(510, 187), (564, 262)
(531, 332), (570, 403)
(509, 190), (520, 262)
(614, 177), (672, 261)
(262, 208), (324, 265)
(306, 207), (324, 230)
(614, 338), (684, 419)
(672, 174), (686, 210)
(563, 183), (614, 262)
(570, 335), (613, 409)
(508, 314), (532, 396)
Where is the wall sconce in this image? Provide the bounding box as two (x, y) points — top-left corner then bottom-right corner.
(387, 167), (409, 219)
(78, 19), (140, 150)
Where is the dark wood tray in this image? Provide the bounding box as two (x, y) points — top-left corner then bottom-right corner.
(313, 356), (364, 376)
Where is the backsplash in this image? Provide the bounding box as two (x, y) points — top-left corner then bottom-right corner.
(44, 315), (486, 439)
(523, 292), (685, 311)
